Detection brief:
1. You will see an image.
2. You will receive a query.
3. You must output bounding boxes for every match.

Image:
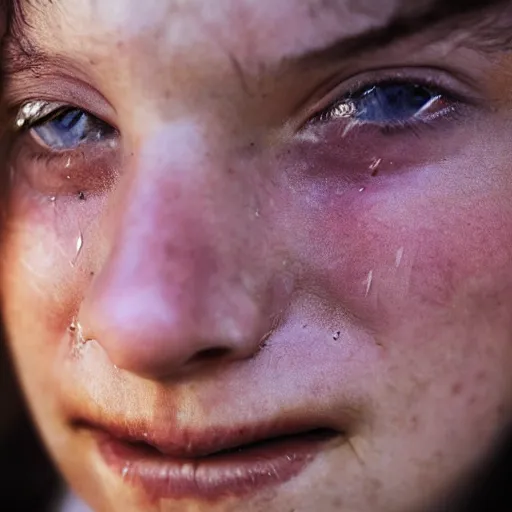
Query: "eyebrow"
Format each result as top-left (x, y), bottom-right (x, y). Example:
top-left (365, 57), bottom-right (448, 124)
top-left (4, 0), bottom-right (512, 79)
top-left (292, 0), bottom-right (512, 67)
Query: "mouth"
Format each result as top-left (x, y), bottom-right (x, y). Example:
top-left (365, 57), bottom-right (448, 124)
top-left (82, 420), bottom-right (342, 501)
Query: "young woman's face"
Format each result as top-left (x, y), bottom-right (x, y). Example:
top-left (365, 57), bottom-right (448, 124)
top-left (3, 1), bottom-right (512, 510)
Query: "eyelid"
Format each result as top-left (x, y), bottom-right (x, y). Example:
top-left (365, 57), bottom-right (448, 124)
top-left (5, 73), bottom-right (119, 132)
top-left (14, 100), bottom-right (69, 129)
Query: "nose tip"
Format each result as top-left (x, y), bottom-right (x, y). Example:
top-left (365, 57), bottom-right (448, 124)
top-left (79, 269), bottom-right (266, 379)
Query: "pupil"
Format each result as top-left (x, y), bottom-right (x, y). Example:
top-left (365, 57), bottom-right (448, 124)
top-left (55, 109), bottom-right (84, 130)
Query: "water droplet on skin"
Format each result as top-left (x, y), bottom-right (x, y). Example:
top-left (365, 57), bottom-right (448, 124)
top-left (255, 209), bottom-right (260, 218)
top-left (359, 187), bottom-right (365, 193)
top-left (68, 318), bottom-right (77, 333)
top-left (121, 464), bottom-right (130, 479)
top-left (49, 196), bottom-right (56, 203)
top-left (369, 157), bottom-right (382, 176)
top-left (76, 233), bottom-right (83, 254)
top-left (364, 270), bottom-right (373, 297)
top-left (65, 157), bottom-right (71, 168)
top-left (333, 331), bottom-right (341, 341)
top-left (395, 247), bottom-right (404, 269)
top-left (70, 232), bottom-right (84, 267)
top-left (66, 175), bottom-right (71, 180)
top-left (69, 319), bottom-right (87, 356)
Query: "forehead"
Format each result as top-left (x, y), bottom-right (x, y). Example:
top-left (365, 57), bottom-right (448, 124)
top-left (21, 0), bottom-right (432, 62)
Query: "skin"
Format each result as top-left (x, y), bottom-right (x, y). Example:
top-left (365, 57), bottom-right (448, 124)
top-left (2, 0), bottom-right (512, 510)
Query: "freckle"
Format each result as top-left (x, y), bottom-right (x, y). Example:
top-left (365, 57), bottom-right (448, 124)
top-left (476, 370), bottom-right (487, 382)
top-left (302, 324), bottom-right (308, 329)
top-left (332, 498), bottom-right (343, 508)
top-left (451, 382), bottom-right (463, 395)
top-left (90, 271), bottom-right (95, 276)
top-left (410, 415), bottom-right (419, 431)
top-left (164, 89), bottom-right (171, 99)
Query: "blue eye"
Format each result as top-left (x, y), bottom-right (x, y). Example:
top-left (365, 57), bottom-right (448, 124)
top-left (28, 107), bottom-right (115, 150)
top-left (353, 83), bottom-right (440, 123)
top-left (315, 82), bottom-right (449, 127)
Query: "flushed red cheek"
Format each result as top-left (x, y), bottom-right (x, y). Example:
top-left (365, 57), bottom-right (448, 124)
top-left (274, 151), bottom-right (512, 332)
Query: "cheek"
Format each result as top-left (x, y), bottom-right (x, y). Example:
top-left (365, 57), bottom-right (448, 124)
top-left (277, 152), bottom-right (512, 332)
top-left (1, 185), bottom-right (103, 337)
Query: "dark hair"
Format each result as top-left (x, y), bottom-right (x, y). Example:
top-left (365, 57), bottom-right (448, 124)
top-left (0, 341), bottom-right (60, 511)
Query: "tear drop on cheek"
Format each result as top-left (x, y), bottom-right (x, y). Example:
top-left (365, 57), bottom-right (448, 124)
top-left (121, 463), bottom-right (132, 480)
top-left (69, 318), bottom-right (88, 357)
top-left (395, 247), bottom-right (404, 269)
top-left (68, 318), bottom-right (77, 333)
top-left (363, 270), bottom-right (373, 297)
top-left (70, 232), bottom-right (84, 267)
top-left (369, 157), bottom-right (382, 176)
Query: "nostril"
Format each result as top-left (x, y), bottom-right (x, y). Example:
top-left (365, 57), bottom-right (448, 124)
top-left (189, 347), bottom-right (231, 364)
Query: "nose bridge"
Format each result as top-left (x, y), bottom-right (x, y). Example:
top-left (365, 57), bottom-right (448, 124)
top-left (79, 122), bottom-right (275, 378)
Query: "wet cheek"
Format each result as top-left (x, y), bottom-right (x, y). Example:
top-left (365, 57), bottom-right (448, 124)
top-left (1, 188), bottom-right (104, 334)
top-left (277, 161), bottom-right (512, 327)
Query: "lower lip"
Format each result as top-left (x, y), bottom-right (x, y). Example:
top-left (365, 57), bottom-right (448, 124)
top-left (96, 429), bottom-right (339, 501)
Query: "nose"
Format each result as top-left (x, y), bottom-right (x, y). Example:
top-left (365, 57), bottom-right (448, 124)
top-left (79, 124), bottom-right (281, 379)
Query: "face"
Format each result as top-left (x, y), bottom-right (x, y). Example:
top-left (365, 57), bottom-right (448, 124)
top-left (2, 0), bottom-right (512, 510)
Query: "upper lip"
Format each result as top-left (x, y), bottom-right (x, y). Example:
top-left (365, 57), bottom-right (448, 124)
top-left (75, 417), bottom-right (341, 458)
